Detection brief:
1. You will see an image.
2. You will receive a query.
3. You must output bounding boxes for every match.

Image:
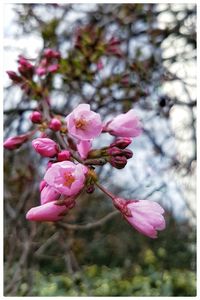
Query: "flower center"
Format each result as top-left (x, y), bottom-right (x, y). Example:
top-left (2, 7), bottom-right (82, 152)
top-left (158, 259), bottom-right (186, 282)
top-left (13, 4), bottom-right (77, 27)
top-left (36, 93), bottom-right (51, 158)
top-left (63, 172), bottom-right (75, 187)
top-left (75, 118), bottom-right (88, 129)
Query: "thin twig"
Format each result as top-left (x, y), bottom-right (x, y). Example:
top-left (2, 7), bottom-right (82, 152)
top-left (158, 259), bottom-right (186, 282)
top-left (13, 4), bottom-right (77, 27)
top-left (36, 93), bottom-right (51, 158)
top-left (58, 210), bottom-right (119, 231)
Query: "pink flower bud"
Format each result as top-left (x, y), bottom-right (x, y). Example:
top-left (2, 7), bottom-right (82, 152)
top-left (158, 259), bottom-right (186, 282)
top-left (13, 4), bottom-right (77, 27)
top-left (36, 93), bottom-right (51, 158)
top-left (57, 150), bottom-right (71, 161)
top-left (65, 104), bottom-right (103, 140)
top-left (121, 149), bottom-right (133, 159)
top-left (30, 111), bottom-right (43, 123)
top-left (26, 200), bottom-right (72, 222)
top-left (110, 137), bottom-right (132, 149)
top-left (36, 67), bottom-right (46, 76)
top-left (7, 71), bottom-right (22, 83)
top-left (109, 155), bottom-right (127, 169)
top-left (4, 133), bottom-right (30, 150)
top-left (105, 109), bottom-right (142, 138)
top-left (44, 48), bottom-right (61, 59)
top-left (40, 184), bottom-right (60, 205)
top-left (86, 184), bottom-right (95, 194)
top-left (49, 118), bottom-right (62, 131)
top-left (107, 146), bottom-right (122, 156)
top-left (113, 198), bottom-right (166, 238)
top-left (47, 64), bottom-right (59, 73)
top-left (18, 56), bottom-right (34, 77)
top-left (44, 161), bottom-right (88, 196)
top-left (32, 138), bottom-right (59, 157)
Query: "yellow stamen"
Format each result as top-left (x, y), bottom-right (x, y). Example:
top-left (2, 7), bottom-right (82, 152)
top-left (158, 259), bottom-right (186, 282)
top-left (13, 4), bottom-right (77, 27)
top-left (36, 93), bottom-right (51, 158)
top-left (75, 118), bottom-right (87, 129)
top-left (63, 173), bottom-right (75, 187)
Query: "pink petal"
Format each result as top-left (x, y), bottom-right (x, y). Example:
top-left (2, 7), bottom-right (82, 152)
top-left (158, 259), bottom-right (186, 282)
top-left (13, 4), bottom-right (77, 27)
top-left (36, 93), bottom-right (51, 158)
top-left (40, 185), bottom-right (60, 205)
top-left (26, 201), bottom-right (68, 222)
top-left (77, 140), bottom-right (92, 159)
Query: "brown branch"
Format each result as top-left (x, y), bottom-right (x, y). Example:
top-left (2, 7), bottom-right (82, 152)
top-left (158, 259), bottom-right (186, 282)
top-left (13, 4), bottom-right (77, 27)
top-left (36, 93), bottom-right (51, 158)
top-left (58, 210), bottom-right (119, 231)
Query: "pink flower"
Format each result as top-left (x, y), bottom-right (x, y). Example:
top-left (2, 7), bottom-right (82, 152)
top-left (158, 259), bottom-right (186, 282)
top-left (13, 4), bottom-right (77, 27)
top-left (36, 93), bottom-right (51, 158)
top-left (77, 140), bottom-right (92, 159)
top-left (105, 109), bottom-right (142, 137)
top-left (49, 118), bottom-right (62, 131)
top-left (113, 198), bottom-right (165, 238)
top-left (32, 138), bottom-right (59, 157)
top-left (40, 184), bottom-right (60, 205)
top-left (26, 200), bottom-right (74, 222)
top-left (4, 133), bottom-right (31, 150)
top-left (65, 104), bottom-right (103, 140)
top-left (44, 161), bottom-right (88, 196)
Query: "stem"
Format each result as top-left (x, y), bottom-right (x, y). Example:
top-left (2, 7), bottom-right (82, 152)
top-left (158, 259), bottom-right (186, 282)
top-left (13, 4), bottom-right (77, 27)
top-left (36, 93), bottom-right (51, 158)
top-left (41, 98), bottom-right (84, 164)
top-left (95, 182), bottom-right (115, 200)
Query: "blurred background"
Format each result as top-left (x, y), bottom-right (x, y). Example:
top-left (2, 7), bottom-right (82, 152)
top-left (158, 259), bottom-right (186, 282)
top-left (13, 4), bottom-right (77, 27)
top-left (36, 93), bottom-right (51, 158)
top-left (4, 3), bottom-right (196, 296)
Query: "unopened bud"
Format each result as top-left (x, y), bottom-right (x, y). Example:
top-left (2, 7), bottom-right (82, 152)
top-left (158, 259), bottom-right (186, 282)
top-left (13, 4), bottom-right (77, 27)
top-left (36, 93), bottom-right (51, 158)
top-left (109, 156), bottom-right (127, 169)
top-left (44, 49), bottom-right (61, 59)
top-left (86, 185), bottom-right (95, 194)
top-left (18, 56), bottom-right (34, 77)
top-left (32, 138), bottom-right (59, 157)
top-left (49, 118), bottom-right (62, 131)
top-left (4, 133), bottom-right (31, 150)
top-left (30, 111), bottom-right (43, 124)
top-left (47, 64), bottom-right (59, 73)
top-left (57, 150), bottom-right (71, 161)
top-left (122, 149), bottom-right (133, 159)
top-left (7, 71), bottom-right (22, 83)
top-left (107, 146), bottom-right (122, 156)
top-left (110, 137), bottom-right (132, 149)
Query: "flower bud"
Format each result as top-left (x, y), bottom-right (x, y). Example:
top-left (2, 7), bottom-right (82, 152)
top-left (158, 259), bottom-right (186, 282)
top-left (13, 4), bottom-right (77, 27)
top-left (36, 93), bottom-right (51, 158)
top-left (107, 146), bottom-right (122, 156)
top-left (18, 56), bottom-right (34, 77)
top-left (109, 156), bottom-right (127, 169)
top-left (49, 118), bottom-right (62, 131)
top-left (57, 150), bottom-right (71, 161)
top-left (6, 71), bottom-right (22, 83)
top-left (110, 137), bottom-right (132, 149)
top-left (30, 111), bottom-right (43, 124)
top-left (105, 109), bottom-right (142, 138)
top-left (26, 201), bottom-right (70, 222)
top-left (4, 133), bottom-right (30, 150)
top-left (112, 198), bottom-right (166, 239)
top-left (122, 149), bottom-right (133, 159)
top-left (47, 64), bottom-right (59, 73)
top-left (86, 184), bottom-right (95, 194)
top-left (32, 138), bottom-right (59, 157)
top-left (44, 48), bottom-right (61, 59)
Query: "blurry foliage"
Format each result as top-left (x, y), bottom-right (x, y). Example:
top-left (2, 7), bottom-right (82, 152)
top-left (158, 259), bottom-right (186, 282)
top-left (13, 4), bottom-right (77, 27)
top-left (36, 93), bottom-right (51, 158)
top-left (4, 3), bottom-right (196, 296)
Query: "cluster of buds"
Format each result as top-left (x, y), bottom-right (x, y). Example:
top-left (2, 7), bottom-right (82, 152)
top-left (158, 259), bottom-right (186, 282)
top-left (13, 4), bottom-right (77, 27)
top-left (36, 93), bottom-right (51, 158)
top-left (6, 49), bottom-right (61, 98)
top-left (4, 99), bottom-right (166, 238)
top-left (36, 48), bottom-right (60, 76)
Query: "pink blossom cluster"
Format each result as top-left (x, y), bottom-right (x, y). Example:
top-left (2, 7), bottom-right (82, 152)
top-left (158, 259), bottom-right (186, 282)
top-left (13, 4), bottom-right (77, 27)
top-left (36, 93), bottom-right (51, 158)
top-left (4, 99), bottom-right (166, 238)
top-left (6, 49), bottom-right (60, 94)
